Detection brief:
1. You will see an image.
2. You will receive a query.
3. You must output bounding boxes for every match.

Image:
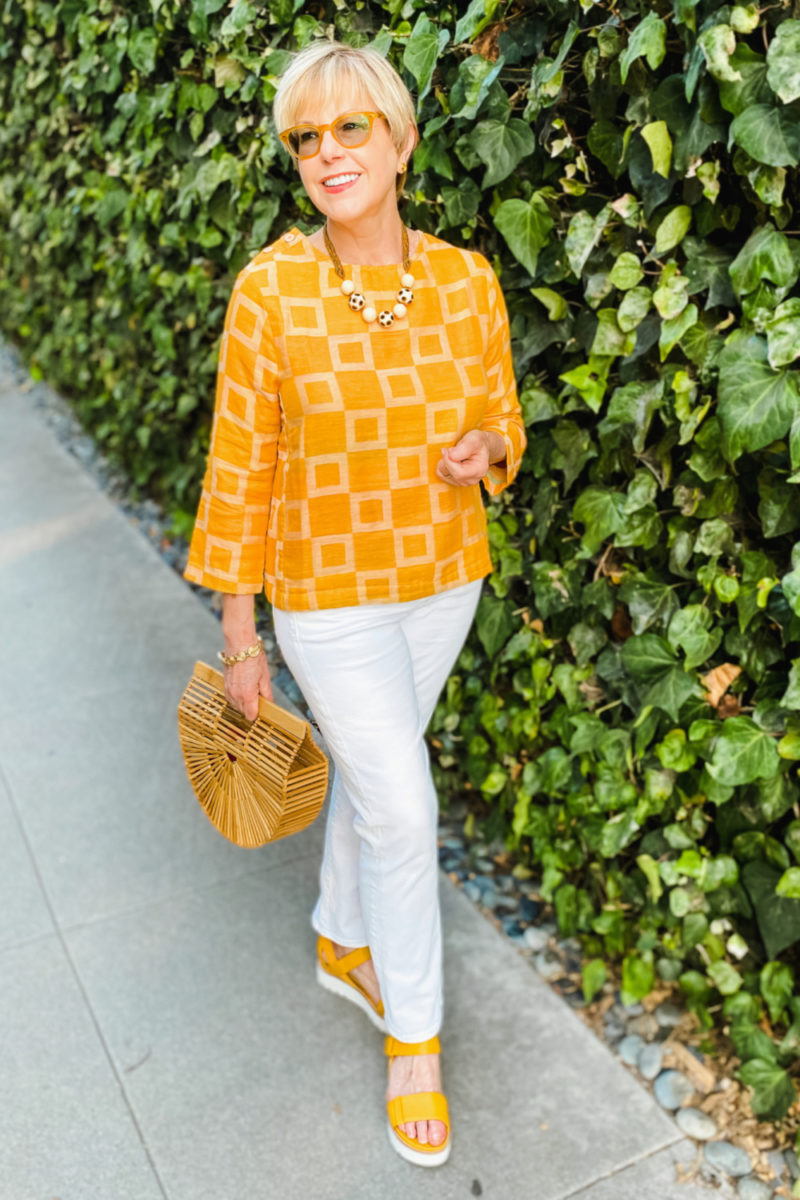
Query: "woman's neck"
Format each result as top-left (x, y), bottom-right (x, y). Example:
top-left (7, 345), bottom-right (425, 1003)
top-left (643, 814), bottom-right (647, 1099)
top-left (323, 211), bottom-right (407, 266)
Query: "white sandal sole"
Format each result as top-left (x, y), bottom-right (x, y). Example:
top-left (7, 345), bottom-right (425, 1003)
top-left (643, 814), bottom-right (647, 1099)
top-left (386, 1120), bottom-right (451, 1167)
top-left (315, 962), bottom-right (388, 1033)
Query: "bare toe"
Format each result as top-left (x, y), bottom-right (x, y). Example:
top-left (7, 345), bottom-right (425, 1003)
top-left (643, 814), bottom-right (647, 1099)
top-left (428, 1119), bottom-right (446, 1146)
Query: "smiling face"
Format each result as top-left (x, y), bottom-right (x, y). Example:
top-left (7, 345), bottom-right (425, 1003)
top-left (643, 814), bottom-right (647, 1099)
top-left (293, 91), bottom-right (414, 230)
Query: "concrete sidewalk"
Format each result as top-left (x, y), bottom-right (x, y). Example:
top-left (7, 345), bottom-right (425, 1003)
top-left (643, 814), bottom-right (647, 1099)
top-left (0, 350), bottom-right (732, 1199)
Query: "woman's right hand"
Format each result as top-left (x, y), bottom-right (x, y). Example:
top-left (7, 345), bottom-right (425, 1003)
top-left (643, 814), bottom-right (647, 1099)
top-left (223, 653), bottom-right (274, 721)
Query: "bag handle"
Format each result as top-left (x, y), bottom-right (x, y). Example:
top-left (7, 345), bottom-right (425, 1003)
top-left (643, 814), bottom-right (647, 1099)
top-left (192, 660), bottom-right (309, 740)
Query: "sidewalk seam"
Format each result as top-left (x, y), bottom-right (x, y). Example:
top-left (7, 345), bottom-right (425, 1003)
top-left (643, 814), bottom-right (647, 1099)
top-left (554, 1132), bottom-right (691, 1200)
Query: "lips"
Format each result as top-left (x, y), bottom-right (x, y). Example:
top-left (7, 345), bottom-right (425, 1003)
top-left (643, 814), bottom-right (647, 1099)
top-left (322, 173), bottom-right (360, 192)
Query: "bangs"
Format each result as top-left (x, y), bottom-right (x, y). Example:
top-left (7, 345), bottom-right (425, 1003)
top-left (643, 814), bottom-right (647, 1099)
top-left (282, 59), bottom-right (372, 127)
top-left (273, 41), bottom-right (417, 156)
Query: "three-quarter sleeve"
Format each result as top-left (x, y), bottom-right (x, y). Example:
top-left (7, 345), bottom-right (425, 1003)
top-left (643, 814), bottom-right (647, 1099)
top-left (479, 267), bottom-right (526, 497)
top-left (183, 267), bottom-right (281, 594)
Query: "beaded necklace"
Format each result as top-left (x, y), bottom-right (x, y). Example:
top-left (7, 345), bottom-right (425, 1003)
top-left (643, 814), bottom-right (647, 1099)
top-left (323, 223), bottom-right (415, 328)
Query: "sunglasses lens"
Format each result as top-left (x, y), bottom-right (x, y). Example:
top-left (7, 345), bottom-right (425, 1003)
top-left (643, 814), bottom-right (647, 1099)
top-left (334, 113), bottom-right (372, 146)
top-left (289, 126), bottom-right (320, 158)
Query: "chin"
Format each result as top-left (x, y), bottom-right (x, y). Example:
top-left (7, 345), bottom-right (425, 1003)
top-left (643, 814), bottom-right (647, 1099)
top-left (315, 194), bottom-right (367, 223)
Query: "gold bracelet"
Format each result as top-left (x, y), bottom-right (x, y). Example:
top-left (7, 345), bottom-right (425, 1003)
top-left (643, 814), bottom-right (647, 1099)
top-left (217, 636), bottom-right (264, 668)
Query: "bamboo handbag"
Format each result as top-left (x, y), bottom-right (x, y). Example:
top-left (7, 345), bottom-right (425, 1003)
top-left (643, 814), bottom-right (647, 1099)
top-left (177, 660), bottom-right (328, 847)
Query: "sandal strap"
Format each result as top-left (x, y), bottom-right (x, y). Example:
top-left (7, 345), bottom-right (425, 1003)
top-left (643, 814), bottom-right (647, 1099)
top-left (384, 1035), bottom-right (441, 1057)
top-left (387, 1090), bottom-right (449, 1128)
top-left (318, 937), bottom-right (371, 978)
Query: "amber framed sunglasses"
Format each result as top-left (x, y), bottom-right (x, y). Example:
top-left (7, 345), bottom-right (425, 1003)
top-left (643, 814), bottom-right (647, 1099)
top-left (278, 111), bottom-right (387, 159)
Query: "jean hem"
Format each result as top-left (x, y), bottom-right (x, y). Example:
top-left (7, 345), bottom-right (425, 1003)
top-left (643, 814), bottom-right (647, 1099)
top-left (385, 1016), bottom-right (443, 1044)
top-left (311, 914), bottom-right (370, 949)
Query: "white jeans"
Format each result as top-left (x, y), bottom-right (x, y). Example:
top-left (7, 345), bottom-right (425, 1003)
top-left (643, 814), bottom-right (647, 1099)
top-left (273, 579), bottom-right (482, 1041)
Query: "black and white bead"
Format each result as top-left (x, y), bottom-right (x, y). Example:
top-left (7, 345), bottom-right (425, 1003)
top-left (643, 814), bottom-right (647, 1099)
top-left (337, 266), bottom-right (415, 328)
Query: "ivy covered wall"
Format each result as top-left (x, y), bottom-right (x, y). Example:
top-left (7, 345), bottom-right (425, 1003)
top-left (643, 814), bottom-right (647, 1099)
top-left (2, 0), bottom-right (800, 1122)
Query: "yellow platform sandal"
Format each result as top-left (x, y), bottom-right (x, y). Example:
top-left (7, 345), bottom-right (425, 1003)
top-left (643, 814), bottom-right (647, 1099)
top-left (316, 936), bottom-right (387, 1033)
top-left (384, 1035), bottom-right (451, 1167)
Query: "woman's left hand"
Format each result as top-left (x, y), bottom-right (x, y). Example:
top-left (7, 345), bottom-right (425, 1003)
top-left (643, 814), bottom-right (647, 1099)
top-left (436, 429), bottom-right (503, 487)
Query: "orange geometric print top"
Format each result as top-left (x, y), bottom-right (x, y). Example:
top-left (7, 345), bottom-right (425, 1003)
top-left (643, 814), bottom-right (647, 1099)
top-left (184, 226), bottom-right (526, 611)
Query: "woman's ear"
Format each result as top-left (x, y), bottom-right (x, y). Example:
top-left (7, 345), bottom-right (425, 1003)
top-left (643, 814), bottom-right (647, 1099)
top-left (406, 122), bottom-right (419, 162)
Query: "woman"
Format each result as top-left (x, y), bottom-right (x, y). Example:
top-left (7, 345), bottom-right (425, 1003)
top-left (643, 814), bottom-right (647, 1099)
top-left (184, 39), bottom-right (525, 1167)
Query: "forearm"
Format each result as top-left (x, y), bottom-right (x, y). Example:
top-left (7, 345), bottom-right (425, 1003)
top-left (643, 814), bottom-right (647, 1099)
top-left (222, 593), bottom-right (258, 652)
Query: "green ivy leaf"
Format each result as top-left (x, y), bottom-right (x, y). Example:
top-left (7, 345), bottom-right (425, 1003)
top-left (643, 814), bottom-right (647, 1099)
top-left (220, 1), bottom-right (258, 36)
top-left (670, 886), bottom-right (693, 917)
top-left (587, 119), bottom-right (626, 178)
top-left (494, 194), bottom-right (554, 276)
top-left (564, 206), bottom-right (611, 277)
top-left (667, 604), bottom-right (723, 670)
top-left (213, 55), bottom-right (246, 88)
top-left (617, 286), bottom-right (653, 331)
top-left (718, 45), bottom-right (772, 115)
top-left (637, 853), bottom-right (664, 901)
top-left (647, 669), bottom-right (699, 721)
top-left (530, 287), bottom-right (568, 321)
top-left (656, 728), bottom-right (697, 772)
top-left (717, 335), bottom-right (798, 463)
top-left (573, 486), bottom-right (626, 551)
top-left (470, 118), bottom-right (535, 186)
top-left (599, 379), bottom-right (663, 453)
top-left (441, 177), bottom-right (481, 227)
top-left (660, 303), bottom-right (699, 361)
top-left (558, 357), bottom-right (611, 413)
top-left (653, 272), bottom-right (689, 319)
top-left (475, 593), bottom-right (514, 658)
top-left (591, 309), bottom-right (636, 357)
top-left (730, 1021), bottom-right (778, 1064)
top-left (776, 867), bottom-right (800, 899)
top-left (608, 252), bottom-right (644, 291)
top-left (766, 298), bottom-right (800, 368)
top-left (620, 575), bottom-right (679, 634)
top-left (707, 717), bottom-right (781, 786)
top-left (729, 223), bottom-right (799, 296)
top-left (621, 952), bottom-right (655, 1002)
top-left (601, 810), bottom-right (641, 857)
top-left (450, 52), bottom-right (503, 119)
top-left (520, 382), bottom-right (560, 423)
top-left (551, 420), bottom-right (596, 492)
top-left (454, 0), bottom-right (501, 44)
top-left (621, 633), bottom-right (678, 681)
top-left (402, 15), bottom-right (450, 104)
top-left (760, 961), bottom-right (795, 1022)
top-left (654, 205), bottom-right (692, 254)
top-left (619, 13), bottom-right (666, 84)
top-left (736, 1058), bottom-right (797, 1121)
top-left (581, 958), bottom-right (607, 1004)
top-left (708, 960), bottom-right (743, 994)
top-left (640, 121), bottom-right (672, 177)
top-left (787, 821), bottom-right (800, 865)
top-left (730, 104), bottom-right (800, 168)
top-left (766, 19), bottom-right (800, 104)
top-left (128, 28), bottom-right (159, 74)
top-left (731, 5), bottom-right (760, 35)
top-left (698, 24), bottom-right (741, 82)
top-left (683, 237), bottom-right (736, 309)
top-left (742, 860), bottom-right (800, 958)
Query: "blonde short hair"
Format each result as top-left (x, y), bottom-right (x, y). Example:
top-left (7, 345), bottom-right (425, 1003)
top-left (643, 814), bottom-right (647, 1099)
top-left (272, 40), bottom-right (418, 157)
